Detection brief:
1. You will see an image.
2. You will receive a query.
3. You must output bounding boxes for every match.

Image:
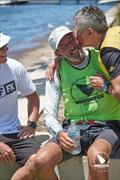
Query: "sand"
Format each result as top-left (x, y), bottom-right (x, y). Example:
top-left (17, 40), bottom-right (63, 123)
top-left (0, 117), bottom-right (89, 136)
top-left (10, 38), bottom-right (54, 69)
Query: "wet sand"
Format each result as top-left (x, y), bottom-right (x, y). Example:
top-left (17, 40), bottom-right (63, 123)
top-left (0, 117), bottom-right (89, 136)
top-left (9, 38), bottom-right (54, 69)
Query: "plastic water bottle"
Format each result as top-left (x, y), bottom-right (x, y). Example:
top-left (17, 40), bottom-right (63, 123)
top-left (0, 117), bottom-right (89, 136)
top-left (68, 120), bottom-right (81, 155)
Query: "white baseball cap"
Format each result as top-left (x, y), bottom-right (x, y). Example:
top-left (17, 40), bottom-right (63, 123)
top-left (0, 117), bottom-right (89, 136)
top-left (48, 26), bottom-right (72, 50)
top-left (0, 32), bottom-right (11, 48)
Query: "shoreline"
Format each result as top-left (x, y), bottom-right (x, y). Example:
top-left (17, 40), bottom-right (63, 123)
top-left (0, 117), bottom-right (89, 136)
top-left (8, 4), bottom-right (119, 70)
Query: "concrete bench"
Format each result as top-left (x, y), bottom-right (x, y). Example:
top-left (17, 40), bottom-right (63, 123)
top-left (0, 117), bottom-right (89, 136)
top-left (58, 156), bottom-right (120, 180)
top-left (1, 132), bottom-right (120, 180)
top-left (58, 139), bottom-right (120, 180)
top-left (1, 156), bottom-right (119, 180)
top-left (0, 132), bottom-right (51, 180)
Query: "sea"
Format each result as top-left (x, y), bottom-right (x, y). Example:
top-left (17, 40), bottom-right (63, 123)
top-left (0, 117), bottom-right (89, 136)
top-left (0, 1), bottom-right (117, 55)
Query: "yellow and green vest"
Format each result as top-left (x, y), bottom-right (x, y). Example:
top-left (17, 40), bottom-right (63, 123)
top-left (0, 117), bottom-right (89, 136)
top-left (59, 48), bottom-right (120, 123)
top-left (98, 26), bottom-right (120, 80)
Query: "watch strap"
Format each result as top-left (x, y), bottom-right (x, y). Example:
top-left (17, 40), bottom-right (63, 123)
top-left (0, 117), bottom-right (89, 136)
top-left (102, 81), bottom-right (111, 94)
top-left (27, 120), bottom-right (37, 129)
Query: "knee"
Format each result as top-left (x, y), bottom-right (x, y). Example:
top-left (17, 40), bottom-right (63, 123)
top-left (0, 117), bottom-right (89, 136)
top-left (87, 146), bottom-right (95, 169)
top-left (87, 145), bottom-right (109, 172)
top-left (34, 142), bottom-right (62, 172)
top-left (34, 152), bottom-right (50, 170)
top-left (25, 154), bottom-right (36, 171)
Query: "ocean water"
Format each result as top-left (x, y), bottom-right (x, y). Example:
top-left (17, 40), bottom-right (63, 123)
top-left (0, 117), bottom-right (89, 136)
top-left (0, 2), bottom-right (115, 54)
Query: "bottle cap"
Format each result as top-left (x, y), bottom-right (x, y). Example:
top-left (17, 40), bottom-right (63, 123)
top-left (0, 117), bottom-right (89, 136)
top-left (71, 119), bottom-right (75, 124)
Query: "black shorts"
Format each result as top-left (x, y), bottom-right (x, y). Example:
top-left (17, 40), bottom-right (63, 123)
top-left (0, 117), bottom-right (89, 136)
top-left (50, 121), bottom-right (120, 162)
top-left (96, 128), bottom-right (120, 154)
top-left (96, 121), bottom-right (120, 158)
top-left (0, 133), bottom-right (40, 166)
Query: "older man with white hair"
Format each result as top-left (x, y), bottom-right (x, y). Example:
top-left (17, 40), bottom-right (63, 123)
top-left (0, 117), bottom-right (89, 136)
top-left (0, 32), bottom-right (40, 180)
top-left (34, 26), bottom-right (120, 180)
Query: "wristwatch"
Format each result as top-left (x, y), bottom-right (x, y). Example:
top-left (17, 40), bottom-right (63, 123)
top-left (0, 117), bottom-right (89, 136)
top-left (27, 120), bottom-right (37, 129)
top-left (102, 81), bottom-right (111, 94)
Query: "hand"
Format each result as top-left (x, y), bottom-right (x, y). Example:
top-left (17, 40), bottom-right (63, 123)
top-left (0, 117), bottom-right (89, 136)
top-left (45, 63), bottom-right (55, 81)
top-left (0, 142), bottom-right (16, 164)
top-left (89, 74), bottom-right (105, 91)
top-left (17, 125), bottom-right (35, 139)
top-left (45, 56), bottom-right (61, 81)
top-left (57, 131), bottom-right (76, 153)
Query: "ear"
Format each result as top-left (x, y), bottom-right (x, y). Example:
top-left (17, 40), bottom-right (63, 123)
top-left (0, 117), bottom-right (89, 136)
top-left (88, 28), bottom-right (93, 35)
top-left (55, 49), bottom-right (59, 56)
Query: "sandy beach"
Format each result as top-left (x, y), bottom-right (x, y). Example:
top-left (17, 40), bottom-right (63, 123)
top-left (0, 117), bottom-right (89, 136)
top-left (10, 38), bottom-right (54, 69)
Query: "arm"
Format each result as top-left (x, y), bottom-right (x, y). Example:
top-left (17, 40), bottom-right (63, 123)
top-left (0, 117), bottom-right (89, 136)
top-left (18, 91), bottom-right (40, 139)
top-left (27, 91), bottom-right (40, 123)
top-left (110, 75), bottom-right (120, 100)
top-left (101, 48), bottom-right (120, 99)
top-left (44, 74), bottom-right (76, 153)
top-left (45, 56), bottom-right (61, 81)
top-left (17, 64), bottom-right (40, 138)
top-left (44, 73), bottom-right (63, 135)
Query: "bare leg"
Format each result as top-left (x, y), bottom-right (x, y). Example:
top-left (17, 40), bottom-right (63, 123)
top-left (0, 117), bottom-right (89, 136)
top-left (11, 154), bottom-right (36, 180)
top-left (34, 142), bottom-right (63, 180)
top-left (87, 139), bottom-right (112, 180)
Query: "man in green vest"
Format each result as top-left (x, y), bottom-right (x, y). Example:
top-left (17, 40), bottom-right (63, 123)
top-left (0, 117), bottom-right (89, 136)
top-left (34, 26), bottom-right (120, 180)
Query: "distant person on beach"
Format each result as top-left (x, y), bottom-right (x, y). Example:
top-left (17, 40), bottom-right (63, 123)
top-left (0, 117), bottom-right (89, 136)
top-left (34, 26), bottom-right (120, 180)
top-left (46, 5), bottom-right (120, 101)
top-left (0, 32), bottom-right (40, 180)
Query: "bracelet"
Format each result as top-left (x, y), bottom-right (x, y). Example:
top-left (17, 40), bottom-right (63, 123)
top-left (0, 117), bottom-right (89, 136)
top-left (27, 120), bottom-right (37, 129)
top-left (102, 81), bottom-right (111, 94)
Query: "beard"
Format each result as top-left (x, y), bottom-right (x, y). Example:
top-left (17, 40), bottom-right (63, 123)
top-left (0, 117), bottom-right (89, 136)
top-left (66, 57), bottom-right (80, 62)
top-left (64, 52), bottom-right (84, 62)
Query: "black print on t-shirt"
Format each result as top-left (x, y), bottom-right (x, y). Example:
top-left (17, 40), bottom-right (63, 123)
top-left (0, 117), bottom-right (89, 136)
top-left (0, 80), bottom-right (16, 98)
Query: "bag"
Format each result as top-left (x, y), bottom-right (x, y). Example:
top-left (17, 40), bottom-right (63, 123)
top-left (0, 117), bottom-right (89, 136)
top-left (80, 124), bottom-right (106, 155)
top-left (62, 119), bottom-right (106, 155)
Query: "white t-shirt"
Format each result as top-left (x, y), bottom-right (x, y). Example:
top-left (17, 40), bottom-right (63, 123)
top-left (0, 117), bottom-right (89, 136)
top-left (0, 58), bottom-right (36, 134)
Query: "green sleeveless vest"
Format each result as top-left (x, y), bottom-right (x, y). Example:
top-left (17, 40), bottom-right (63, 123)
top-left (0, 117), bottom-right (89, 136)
top-left (59, 48), bottom-right (120, 123)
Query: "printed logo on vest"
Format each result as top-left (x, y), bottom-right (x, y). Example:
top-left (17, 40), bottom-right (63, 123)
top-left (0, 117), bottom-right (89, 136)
top-left (0, 80), bottom-right (16, 98)
top-left (76, 83), bottom-right (94, 96)
top-left (71, 77), bottom-right (104, 105)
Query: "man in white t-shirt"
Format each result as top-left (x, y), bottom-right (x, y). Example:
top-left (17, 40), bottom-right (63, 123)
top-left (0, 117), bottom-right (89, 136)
top-left (0, 33), bottom-right (40, 180)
